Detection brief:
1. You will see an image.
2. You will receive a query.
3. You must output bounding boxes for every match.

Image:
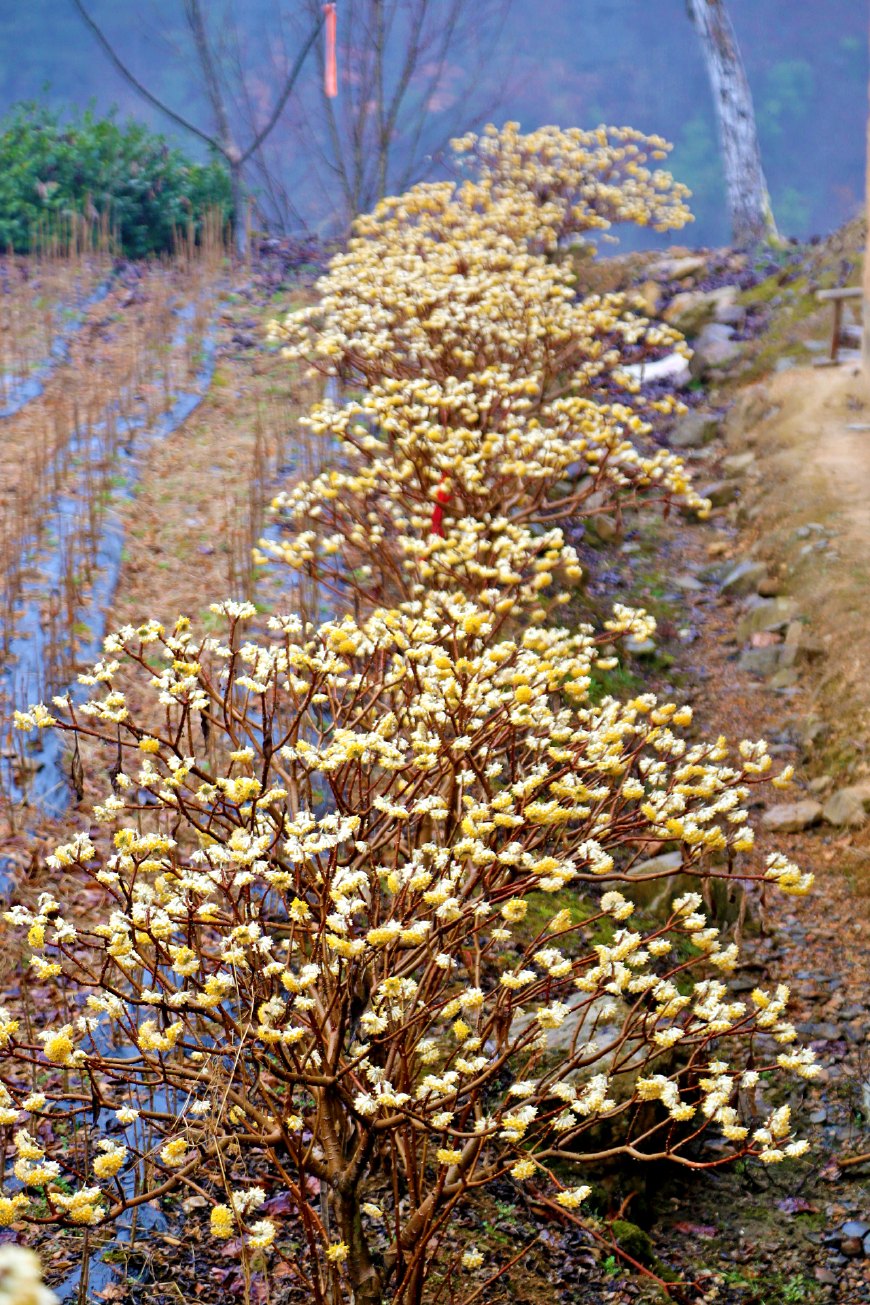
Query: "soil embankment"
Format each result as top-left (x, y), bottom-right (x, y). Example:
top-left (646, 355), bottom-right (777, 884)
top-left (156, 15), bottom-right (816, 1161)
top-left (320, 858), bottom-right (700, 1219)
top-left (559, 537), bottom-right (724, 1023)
top-left (649, 306), bottom-right (870, 1302)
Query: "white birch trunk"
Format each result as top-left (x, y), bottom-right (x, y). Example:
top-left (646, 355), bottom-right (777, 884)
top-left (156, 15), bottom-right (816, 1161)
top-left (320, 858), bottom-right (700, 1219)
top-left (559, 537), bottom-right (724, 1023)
top-left (863, 12), bottom-right (870, 373)
top-left (230, 161), bottom-right (248, 260)
top-left (686, 0), bottom-right (777, 247)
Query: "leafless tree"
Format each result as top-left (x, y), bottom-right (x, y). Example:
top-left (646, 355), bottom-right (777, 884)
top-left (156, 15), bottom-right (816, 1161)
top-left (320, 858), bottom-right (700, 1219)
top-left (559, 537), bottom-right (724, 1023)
top-left (290, 0), bottom-right (513, 227)
top-left (686, 0), bottom-right (777, 246)
top-left (70, 0), bottom-right (324, 253)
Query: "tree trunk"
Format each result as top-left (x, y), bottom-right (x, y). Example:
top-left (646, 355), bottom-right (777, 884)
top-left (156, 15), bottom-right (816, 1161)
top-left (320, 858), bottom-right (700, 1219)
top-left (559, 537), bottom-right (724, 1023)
top-left (230, 160), bottom-right (248, 259)
top-left (686, 0), bottom-right (777, 247)
top-left (863, 12), bottom-right (870, 374)
top-left (337, 1191), bottom-right (383, 1304)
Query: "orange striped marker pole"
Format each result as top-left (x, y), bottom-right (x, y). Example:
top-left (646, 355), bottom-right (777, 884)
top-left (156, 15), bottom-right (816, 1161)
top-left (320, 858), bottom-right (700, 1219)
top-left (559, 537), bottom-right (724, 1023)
top-left (323, 4), bottom-right (338, 98)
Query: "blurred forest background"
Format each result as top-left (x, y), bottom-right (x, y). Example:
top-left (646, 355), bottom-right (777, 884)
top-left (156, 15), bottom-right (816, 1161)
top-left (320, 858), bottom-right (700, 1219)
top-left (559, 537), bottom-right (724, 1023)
top-left (0, 1), bottom-right (866, 246)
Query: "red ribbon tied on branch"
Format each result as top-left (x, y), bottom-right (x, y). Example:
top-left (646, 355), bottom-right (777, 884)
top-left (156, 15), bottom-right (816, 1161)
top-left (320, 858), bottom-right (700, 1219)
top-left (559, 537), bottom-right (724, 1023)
top-left (323, 4), bottom-right (338, 98)
top-left (430, 477), bottom-right (452, 538)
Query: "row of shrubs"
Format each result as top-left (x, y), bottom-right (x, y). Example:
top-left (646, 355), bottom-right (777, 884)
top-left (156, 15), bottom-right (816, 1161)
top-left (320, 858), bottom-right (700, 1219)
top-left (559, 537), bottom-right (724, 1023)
top-left (5, 124), bottom-right (815, 1303)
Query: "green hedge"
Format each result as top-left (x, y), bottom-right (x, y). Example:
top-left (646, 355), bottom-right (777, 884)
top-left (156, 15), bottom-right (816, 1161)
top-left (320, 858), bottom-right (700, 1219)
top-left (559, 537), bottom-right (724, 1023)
top-left (0, 103), bottom-right (233, 257)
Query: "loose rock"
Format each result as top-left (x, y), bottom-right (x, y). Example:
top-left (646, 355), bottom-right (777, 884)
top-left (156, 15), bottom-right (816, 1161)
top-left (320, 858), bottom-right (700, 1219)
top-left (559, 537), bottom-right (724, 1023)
top-left (589, 515), bottom-right (618, 544)
top-left (767, 666), bottom-right (799, 689)
top-left (651, 254), bottom-right (707, 282)
top-left (736, 598), bottom-right (798, 643)
top-left (690, 322), bottom-right (743, 376)
top-left (669, 410), bottom-right (720, 449)
top-left (663, 285), bottom-right (738, 335)
top-left (672, 573), bottom-right (706, 591)
top-left (625, 851), bottom-right (684, 912)
top-left (738, 645), bottom-right (784, 677)
top-left (756, 576), bottom-right (783, 597)
top-left (701, 479), bottom-right (740, 508)
top-left (715, 302), bottom-right (747, 329)
top-left (722, 451), bottom-right (757, 477)
top-left (805, 1022), bottom-right (843, 1041)
top-left (620, 351), bottom-right (691, 388)
top-left (784, 620), bottom-right (826, 661)
top-left (761, 799), bottom-right (823, 833)
top-left (721, 559), bottom-right (768, 596)
top-left (822, 785), bottom-right (870, 828)
top-left (663, 290), bottom-right (718, 335)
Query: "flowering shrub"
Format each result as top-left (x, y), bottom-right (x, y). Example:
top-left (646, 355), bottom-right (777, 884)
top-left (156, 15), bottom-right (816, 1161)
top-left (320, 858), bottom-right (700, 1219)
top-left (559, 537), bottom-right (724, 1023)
top-left (0, 123), bottom-right (815, 1305)
top-left (258, 381), bottom-right (707, 609)
top-left (451, 122), bottom-right (693, 248)
top-left (262, 130), bottom-right (698, 702)
top-left (265, 125), bottom-right (702, 619)
top-left (263, 510), bottom-right (587, 623)
top-left (270, 199), bottom-right (687, 394)
top-left (270, 124), bottom-right (690, 389)
top-left (0, 1244), bottom-right (55, 1304)
top-left (6, 599), bottom-right (813, 1302)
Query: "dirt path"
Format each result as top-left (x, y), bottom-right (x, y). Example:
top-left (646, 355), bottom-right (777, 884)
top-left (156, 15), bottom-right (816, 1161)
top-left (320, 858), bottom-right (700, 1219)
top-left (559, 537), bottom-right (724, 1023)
top-left (641, 357), bottom-right (870, 1303)
top-left (658, 555), bottom-right (870, 1305)
top-left (727, 362), bottom-right (870, 765)
top-left (714, 357), bottom-right (870, 923)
